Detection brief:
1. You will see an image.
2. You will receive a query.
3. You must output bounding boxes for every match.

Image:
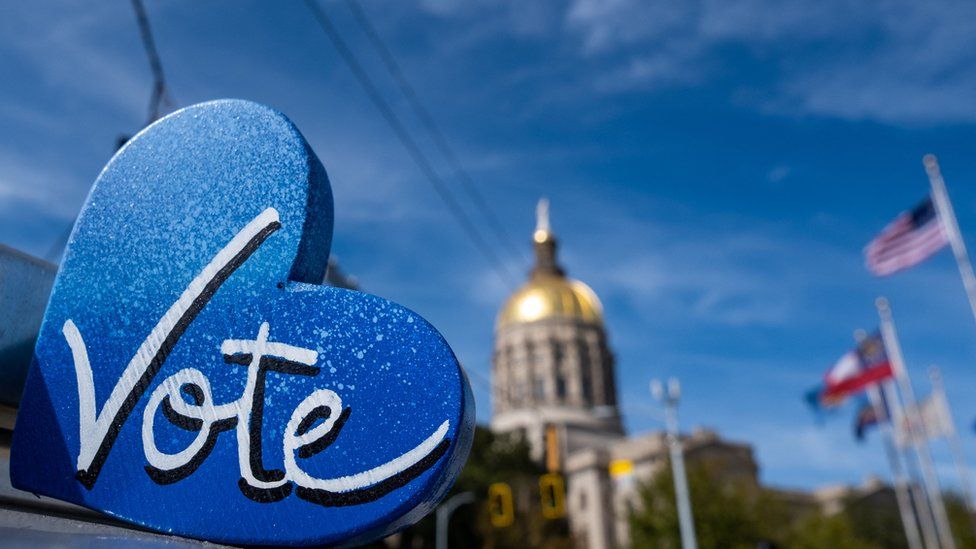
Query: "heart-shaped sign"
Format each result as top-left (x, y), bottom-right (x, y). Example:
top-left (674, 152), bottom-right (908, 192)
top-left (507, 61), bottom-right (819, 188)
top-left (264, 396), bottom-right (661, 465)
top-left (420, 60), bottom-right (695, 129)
top-left (10, 100), bottom-right (474, 546)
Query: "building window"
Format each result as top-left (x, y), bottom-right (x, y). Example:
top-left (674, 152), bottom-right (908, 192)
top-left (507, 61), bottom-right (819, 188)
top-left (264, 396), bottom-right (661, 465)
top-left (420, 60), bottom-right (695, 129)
top-left (578, 338), bottom-right (592, 403)
top-left (604, 371), bottom-right (616, 405)
top-left (514, 342), bottom-right (526, 369)
top-left (514, 382), bottom-right (526, 405)
top-left (552, 340), bottom-right (567, 401)
top-left (525, 340), bottom-right (537, 365)
top-left (556, 375), bottom-right (567, 400)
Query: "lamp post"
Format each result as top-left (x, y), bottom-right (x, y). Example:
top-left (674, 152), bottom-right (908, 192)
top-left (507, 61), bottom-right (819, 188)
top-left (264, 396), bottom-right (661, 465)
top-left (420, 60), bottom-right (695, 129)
top-left (652, 377), bottom-right (697, 549)
top-left (436, 491), bottom-right (476, 549)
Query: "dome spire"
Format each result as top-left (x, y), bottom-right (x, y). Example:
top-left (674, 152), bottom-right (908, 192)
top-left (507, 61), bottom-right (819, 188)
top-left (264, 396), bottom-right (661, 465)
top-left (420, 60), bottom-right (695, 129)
top-left (535, 198), bottom-right (551, 240)
top-left (532, 197), bottom-right (564, 277)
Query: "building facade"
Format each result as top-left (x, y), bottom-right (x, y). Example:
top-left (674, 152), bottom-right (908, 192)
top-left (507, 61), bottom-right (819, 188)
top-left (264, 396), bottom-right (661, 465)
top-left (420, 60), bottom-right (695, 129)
top-left (490, 200), bottom-right (758, 548)
top-left (564, 428), bottom-right (759, 548)
top-left (491, 199), bottom-right (623, 464)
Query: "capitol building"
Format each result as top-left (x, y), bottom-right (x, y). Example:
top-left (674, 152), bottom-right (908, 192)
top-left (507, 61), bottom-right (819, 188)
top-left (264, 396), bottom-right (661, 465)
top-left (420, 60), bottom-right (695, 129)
top-left (490, 201), bottom-right (759, 549)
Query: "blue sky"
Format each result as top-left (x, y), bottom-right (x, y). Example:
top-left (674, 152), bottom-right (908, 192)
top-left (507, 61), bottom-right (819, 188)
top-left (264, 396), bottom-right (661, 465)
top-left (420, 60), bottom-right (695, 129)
top-left (3, 0), bottom-right (976, 491)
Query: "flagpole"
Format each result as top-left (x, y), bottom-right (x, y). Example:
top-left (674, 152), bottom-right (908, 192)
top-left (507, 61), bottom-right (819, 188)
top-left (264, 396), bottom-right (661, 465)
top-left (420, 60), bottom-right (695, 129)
top-left (925, 154), bottom-right (976, 330)
top-left (929, 366), bottom-right (976, 513)
top-left (883, 380), bottom-right (941, 549)
top-left (866, 382), bottom-right (925, 549)
top-left (878, 297), bottom-right (957, 549)
top-left (855, 328), bottom-right (927, 549)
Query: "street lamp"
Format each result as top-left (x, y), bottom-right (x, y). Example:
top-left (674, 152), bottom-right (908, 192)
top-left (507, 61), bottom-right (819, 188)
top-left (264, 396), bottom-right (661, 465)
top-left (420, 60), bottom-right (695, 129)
top-left (651, 377), bottom-right (697, 549)
top-left (436, 491), bottom-right (476, 549)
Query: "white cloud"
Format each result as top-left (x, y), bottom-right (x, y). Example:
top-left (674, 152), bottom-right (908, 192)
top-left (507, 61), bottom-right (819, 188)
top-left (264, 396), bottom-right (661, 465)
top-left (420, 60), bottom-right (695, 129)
top-left (566, 0), bottom-right (693, 56)
top-left (766, 165), bottom-right (791, 184)
top-left (581, 214), bottom-right (857, 328)
top-left (755, 422), bottom-right (875, 481)
top-left (0, 3), bottom-right (150, 119)
top-left (562, 0), bottom-right (976, 124)
top-left (359, 0), bottom-right (976, 124)
top-left (0, 150), bottom-right (83, 220)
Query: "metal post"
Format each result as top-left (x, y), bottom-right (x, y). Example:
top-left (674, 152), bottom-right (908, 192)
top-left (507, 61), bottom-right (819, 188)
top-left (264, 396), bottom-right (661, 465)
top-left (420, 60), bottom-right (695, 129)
top-left (855, 329), bottom-right (925, 549)
top-left (867, 383), bottom-right (924, 549)
top-left (436, 492), bottom-right (476, 549)
top-left (926, 154), bottom-right (976, 333)
top-left (884, 380), bottom-right (941, 549)
top-left (652, 378), bottom-right (697, 549)
top-left (878, 298), bottom-right (956, 549)
top-left (929, 367), bottom-right (976, 514)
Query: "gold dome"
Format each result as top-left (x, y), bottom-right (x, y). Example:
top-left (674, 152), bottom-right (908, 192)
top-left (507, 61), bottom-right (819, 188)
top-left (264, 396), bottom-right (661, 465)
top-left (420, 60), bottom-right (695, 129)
top-left (497, 274), bottom-right (603, 329)
top-left (497, 198), bottom-right (604, 330)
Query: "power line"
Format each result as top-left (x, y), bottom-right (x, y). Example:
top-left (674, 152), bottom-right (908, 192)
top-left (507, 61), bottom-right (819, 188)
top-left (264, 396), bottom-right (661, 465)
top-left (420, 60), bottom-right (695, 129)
top-left (343, 0), bottom-right (528, 265)
top-left (463, 364), bottom-right (497, 397)
top-left (302, 0), bottom-right (519, 288)
top-left (131, 0), bottom-right (172, 125)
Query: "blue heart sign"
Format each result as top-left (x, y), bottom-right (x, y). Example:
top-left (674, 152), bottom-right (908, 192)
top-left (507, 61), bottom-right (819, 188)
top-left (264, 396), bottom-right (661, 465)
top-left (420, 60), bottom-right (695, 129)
top-left (10, 100), bottom-right (474, 546)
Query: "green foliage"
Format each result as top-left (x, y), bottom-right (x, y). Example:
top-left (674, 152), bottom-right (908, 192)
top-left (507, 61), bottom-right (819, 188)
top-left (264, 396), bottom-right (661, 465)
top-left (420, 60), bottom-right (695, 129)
top-left (784, 511), bottom-right (878, 549)
top-left (627, 462), bottom-right (976, 549)
top-left (946, 493), bottom-right (976, 549)
top-left (841, 490), bottom-right (907, 548)
top-left (629, 462), bottom-right (766, 549)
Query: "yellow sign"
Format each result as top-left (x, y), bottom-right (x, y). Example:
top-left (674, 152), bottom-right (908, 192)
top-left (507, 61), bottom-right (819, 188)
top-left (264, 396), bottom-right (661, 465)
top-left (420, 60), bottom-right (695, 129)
top-left (539, 473), bottom-right (566, 520)
top-left (488, 482), bottom-right (514, 528)
top-left (545, 424), bottom-right (560, 473)
top-left (609, 458), bottom-right (634, 479)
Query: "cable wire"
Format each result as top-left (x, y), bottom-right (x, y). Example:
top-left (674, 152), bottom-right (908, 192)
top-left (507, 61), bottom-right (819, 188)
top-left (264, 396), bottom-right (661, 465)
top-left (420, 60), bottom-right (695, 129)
top-left (344, 0), bottom-right (528, 265)
top-left (131, 0), bottom-right (171, 125)
top-left (303, 0), bottom-right (518, 287)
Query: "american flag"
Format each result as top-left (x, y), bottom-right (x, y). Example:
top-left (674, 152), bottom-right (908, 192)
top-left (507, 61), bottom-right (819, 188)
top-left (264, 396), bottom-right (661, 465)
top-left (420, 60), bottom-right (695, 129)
top-left (865, 197), bottom-right (948, 276)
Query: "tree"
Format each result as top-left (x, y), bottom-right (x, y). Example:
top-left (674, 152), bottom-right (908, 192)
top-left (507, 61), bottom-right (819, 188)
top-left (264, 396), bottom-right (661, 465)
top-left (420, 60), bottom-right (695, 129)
top-left (946, 493), bottom-right (976, 549)
top-left (842, 489), bottom-right (907, 548)
top-left (784, 511), bottom-right (878, 549)
top-left (626, 460), bottom-right (927, 549)
top-left (629, 461), bottom-right (768, 548)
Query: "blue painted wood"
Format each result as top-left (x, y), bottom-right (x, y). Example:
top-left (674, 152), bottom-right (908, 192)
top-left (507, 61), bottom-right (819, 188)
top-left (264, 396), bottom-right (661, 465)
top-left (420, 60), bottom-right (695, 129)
top-left (0, 245), bottom-right (56, 406)
top-left (10, 99), bottom-right (474, 546)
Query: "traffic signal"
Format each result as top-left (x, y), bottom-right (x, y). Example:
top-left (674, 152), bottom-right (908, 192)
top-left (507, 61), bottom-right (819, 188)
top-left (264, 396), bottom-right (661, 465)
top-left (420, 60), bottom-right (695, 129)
top-left (488, 482), bottom-right (514, 528)
top-left (539, 473), bottom-right (565, 520)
